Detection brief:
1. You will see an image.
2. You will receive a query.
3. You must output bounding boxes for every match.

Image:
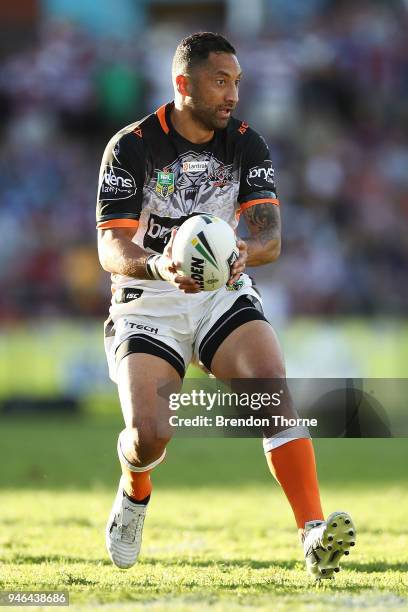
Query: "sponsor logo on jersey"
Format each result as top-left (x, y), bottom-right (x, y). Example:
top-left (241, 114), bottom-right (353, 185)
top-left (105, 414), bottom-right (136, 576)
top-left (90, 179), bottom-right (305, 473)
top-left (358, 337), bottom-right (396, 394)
top-left (123, 319), bottom-right (158, 334)
top-left (100, 165), bottom-right (136, 201)
top-left (146, 215), bottom-right (182, 243)
top-left (156, 171), bottom-right (175, 197)
top-left (144, 213), bottom-right (190, 252)
top-left (182, 160), bottom-right (209, 173)
top-left (238, 121), bottom-right (249, 134)
top-left (246, 161), bottom-right (276, 190)
top-left (126, 292), bottom-right (142, 300)
top-left (114, 288), bottom-right (144, 304)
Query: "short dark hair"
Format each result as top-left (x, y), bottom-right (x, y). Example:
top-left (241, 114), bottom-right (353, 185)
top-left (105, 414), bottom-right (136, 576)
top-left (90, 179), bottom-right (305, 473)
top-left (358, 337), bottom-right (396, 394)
top-left (172, 32), bottom-right (236, 79)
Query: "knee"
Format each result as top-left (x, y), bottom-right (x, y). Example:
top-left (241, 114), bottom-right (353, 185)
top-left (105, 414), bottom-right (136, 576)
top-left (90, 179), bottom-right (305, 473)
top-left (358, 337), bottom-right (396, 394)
top-left (122, 426), bottom-right (171, 466)
top-left (248, 360), bottom-right (286, 379)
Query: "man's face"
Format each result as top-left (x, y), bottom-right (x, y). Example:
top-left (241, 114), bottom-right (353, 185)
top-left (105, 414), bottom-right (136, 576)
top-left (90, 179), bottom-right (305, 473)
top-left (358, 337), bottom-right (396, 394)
top-left (187, 52), bottom-right (242, 130)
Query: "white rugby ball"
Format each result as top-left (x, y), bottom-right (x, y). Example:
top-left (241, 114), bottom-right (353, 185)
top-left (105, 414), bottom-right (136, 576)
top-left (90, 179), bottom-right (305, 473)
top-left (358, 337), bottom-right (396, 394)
top-left (172, 214), bottom-right (239, 291)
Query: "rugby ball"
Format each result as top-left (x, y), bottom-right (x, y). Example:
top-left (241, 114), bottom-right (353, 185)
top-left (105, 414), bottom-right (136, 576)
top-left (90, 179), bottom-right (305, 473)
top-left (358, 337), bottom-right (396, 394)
top-left (172, 214), bottom-right (239, 291)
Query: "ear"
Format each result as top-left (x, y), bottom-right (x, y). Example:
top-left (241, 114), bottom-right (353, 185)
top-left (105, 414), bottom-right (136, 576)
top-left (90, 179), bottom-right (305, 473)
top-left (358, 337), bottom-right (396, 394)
top-left (175, 74), bottom-right (191, 97)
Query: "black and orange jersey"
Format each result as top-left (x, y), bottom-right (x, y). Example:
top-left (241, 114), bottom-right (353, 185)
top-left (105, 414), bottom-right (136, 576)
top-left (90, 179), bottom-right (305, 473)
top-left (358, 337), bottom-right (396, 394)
top-left (96, 101), bottom-right (279, 259)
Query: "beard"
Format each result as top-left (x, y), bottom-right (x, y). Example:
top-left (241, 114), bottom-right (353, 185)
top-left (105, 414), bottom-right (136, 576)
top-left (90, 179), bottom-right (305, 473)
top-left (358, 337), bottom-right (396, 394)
top-left (188, 95), bottom-right (231, 131)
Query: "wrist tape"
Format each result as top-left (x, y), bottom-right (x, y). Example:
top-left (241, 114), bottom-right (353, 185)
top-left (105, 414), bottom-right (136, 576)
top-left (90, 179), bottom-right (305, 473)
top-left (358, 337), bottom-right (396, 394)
top-left (145, 254), bottom-right (165, 280)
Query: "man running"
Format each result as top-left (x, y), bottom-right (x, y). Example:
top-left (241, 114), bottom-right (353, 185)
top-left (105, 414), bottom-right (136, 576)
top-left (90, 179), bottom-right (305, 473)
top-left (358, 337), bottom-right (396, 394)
top-left (96, 32), bottom-right (356, 579)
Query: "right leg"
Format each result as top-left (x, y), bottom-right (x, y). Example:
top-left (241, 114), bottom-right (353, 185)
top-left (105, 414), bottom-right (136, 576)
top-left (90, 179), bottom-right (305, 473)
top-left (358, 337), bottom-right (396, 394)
top-left (116, 352), bottom-right (182, 500)
top-left (106, 351), bottom-right (182, 568)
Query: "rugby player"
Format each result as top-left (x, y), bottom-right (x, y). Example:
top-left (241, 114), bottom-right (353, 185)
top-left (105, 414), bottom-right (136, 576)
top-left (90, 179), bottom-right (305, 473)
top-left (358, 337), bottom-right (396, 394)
top-left (96, 32), bottom-right (356, 579)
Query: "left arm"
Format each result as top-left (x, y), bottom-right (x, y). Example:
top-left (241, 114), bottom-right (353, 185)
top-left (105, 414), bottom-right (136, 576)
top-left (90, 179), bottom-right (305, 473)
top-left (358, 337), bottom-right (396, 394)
top-left (242, 202), bottom-right (281, 266)
top-left (228, 203), bottom-right (281, 283)
top-left (229, 126), bottom-right (281, 282)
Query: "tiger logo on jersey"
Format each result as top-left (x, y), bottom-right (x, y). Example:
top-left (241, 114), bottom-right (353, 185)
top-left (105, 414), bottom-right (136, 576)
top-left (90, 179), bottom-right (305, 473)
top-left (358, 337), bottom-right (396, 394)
top-left (149, 151), bottom-right (235, 214)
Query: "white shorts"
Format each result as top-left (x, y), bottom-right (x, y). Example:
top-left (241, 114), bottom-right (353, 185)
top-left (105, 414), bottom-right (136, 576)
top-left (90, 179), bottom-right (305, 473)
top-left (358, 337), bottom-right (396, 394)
top-left (104, 273), bottom-right (268, 382)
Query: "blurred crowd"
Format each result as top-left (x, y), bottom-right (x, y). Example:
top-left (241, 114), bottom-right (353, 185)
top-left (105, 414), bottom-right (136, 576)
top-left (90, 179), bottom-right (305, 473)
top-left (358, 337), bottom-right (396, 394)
top-left (0, 1), bottom-right (407, 321)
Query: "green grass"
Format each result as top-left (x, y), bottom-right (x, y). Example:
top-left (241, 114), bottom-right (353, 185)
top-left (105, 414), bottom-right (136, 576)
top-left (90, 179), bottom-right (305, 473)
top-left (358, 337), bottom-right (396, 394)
top-left (1, 415), bottom-right (408, 610)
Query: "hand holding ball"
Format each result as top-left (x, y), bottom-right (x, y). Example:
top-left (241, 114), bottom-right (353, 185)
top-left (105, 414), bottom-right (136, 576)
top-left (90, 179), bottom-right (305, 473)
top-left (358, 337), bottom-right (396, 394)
top-left (172, 214), bottom-right (239, 291)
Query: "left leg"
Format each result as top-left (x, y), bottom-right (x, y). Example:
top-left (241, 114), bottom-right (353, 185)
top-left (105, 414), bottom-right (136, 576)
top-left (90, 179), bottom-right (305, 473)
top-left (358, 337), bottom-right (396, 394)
top-left (210, 319), bottom-right (324, 532)
top-left (207, 318), bottom-right (356, 579)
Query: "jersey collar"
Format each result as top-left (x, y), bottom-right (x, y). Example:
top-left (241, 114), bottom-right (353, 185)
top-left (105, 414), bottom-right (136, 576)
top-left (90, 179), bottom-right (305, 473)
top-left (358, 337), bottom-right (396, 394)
top-left (156, 101), bottom-right (220, 150)
top-left (155, 101), bottom-right (172, 135)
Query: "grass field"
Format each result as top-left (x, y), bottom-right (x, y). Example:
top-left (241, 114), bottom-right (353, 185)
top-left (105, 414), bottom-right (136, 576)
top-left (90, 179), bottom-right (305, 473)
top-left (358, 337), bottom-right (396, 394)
top-left (1, 414), bottom-right (408, 611)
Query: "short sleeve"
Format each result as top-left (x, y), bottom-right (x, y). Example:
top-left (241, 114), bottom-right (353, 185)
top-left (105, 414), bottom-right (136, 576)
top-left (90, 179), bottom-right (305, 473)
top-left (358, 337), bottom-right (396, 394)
top-left (96, 130), bottom-right (145, 229)
top-left (238, 129), bottom-right (279, 214)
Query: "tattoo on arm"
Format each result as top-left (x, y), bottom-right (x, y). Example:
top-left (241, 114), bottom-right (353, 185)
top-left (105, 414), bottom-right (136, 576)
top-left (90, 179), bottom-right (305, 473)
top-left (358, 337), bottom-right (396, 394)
top-left (243, 204), bottom-right (281, 246)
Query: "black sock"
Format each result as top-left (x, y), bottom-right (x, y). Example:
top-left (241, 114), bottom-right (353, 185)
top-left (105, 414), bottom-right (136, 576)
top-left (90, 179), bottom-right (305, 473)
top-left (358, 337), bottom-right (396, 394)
top-left (123, 490), bottom-right (150, 505)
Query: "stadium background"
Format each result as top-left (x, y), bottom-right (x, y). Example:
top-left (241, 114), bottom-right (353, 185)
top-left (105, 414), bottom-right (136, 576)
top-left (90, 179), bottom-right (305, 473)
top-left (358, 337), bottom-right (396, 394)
top-left (0, 0), bottom-right (407, 609)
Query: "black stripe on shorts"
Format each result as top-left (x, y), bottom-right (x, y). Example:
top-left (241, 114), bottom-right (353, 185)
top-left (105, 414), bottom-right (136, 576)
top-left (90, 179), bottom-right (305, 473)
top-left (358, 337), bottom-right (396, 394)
top-left (115, 334), bottom-right (185, 379)
top-left (198, 295), bottom-right (269, 372)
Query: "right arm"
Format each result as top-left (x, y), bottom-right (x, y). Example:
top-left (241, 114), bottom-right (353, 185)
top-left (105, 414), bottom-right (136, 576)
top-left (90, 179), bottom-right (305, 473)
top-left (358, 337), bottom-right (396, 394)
top-left (98, 226), bottom-right (200, 293)
top-left (96, 132), bottom-right (199, 292)
top-left (98, 227), bottom-right (152, 279)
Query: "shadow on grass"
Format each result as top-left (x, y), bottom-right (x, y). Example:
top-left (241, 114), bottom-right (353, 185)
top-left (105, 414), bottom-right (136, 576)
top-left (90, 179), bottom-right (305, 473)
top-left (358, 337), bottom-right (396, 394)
top-left (3, 517), bottom-right (94, 527)
top-left (9, 554), bottom-right (295, 570)
top-left (140, 557), bottom-right (297, 571)
top-left (362, 528), bottom-right (408, 536)
top-left (142, 557), bottom-right (408, 575)
top-left (346, 561), bottom-right (408, 573)
top-left (11, 554), bottom-right (408, 576)
top-left (9, 554), bottom-right (112, 566)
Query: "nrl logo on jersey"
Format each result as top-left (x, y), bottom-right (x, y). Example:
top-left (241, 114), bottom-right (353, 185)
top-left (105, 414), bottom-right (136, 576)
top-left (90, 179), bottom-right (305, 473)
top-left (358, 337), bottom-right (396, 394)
top-left (156, 171), bottom-right (175, 197)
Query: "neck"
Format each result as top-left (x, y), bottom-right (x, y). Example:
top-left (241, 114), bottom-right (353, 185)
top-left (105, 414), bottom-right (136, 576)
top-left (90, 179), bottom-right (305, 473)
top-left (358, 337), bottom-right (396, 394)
top-left (170, 102), bottom-right (214, 144)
